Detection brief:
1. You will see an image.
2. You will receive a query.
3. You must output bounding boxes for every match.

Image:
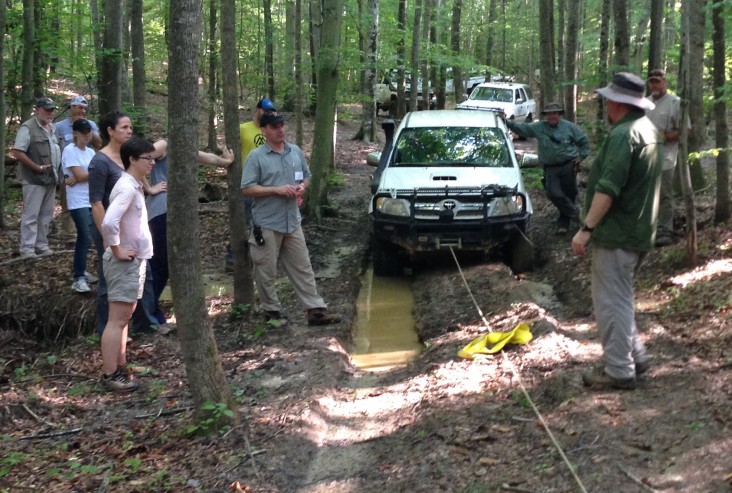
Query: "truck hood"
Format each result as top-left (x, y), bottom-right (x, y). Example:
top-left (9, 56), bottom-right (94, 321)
top-left (379, 166), bottom-right (523, 191)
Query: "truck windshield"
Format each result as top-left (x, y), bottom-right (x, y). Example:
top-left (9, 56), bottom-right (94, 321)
top-left (471, 87), bottom-right (513, 103)
top-left (392, 127), bottom-right (511, 167)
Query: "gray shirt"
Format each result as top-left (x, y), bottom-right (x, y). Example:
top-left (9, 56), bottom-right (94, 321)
top-left (146, 153), bottom-right (169, 221)
top-left (241, 142), bottom-right (311, 233)
top-left (646, 92), bottom-right (688, 171)
top-left (55, 117), bottom-right (100, 150)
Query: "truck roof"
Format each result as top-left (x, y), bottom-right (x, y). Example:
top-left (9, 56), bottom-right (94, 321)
top-left (400, 109), bottom-right (502, 128)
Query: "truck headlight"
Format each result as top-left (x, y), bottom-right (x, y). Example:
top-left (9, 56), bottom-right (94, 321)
top-left (490, 197), bottom-right (521, 216)
top-left (375, 197), bottom-right (410, 217)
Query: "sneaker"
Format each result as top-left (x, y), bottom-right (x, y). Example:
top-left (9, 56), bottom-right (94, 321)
top-left (158, 323), bottom-right (176, 335)
top-left (71, 278), bottom-right (91, 293)
top-left (582, 367), bottom-right (636, 390)
top-left (19, 251), bottom-right (37, 260)
top-left (101, 368), bottom-right (140, 392)
top-left (263, 311), bottom-right (288, 326)
top-left (35, 248), bottom-right (54, 256)
top-left (635, 360), bottom-right (650, 375)
top-left (307, 308), bottom-right (341, 326)
top-left (84, 271), bottom-right (99, 283)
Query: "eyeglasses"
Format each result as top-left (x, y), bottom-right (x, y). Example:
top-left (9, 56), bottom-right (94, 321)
top-left (137, 156), bottom-right (155, 163)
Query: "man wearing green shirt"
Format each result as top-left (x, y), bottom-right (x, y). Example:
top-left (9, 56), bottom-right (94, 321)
top-left (506, 102), bottom-right (590, 234)
top-left (572, 72), bottom-right (663, 390)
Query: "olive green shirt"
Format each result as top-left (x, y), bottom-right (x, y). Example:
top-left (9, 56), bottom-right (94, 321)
top-left (585, 111), bottom-right (663, 252)
top-left (506, 119), bottom-right (590, 166)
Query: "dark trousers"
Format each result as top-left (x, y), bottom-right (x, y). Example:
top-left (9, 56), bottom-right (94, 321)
top-left (148, 214), bottom-right (168, 324)
top-left (544, 161), bottom-right (579, 225)
top-left (91, 221), bottom-right (161, 334)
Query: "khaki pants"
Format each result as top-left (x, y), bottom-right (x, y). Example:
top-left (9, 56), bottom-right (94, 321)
top-left (20, 183), bottom-right (56, 255)
top-left (248, 226), bottom-right (325, 312)
top-left (59, 184), bottom-right (77, 238)
top-left (657, 167), bottom-right (675, 239)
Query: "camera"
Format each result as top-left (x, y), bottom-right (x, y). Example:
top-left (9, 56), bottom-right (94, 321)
top-left (253, 226), bottom-right (265, 246)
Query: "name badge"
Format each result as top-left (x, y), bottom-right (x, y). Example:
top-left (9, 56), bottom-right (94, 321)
top-left (294, 171), bottom-right (304, 181)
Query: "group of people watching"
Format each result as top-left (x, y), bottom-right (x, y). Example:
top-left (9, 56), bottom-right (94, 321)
top-left (12, 96), bottom-right (338, 393)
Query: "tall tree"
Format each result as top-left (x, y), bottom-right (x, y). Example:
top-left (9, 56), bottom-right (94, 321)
top-left (90, 0), bottom-right (104, 94)
top-left (308, 0), bottom-right (322, 114)
top-left (356, 0), bottom-right (378, 141)
top-left (596, 0), bottom-right (610, 136)
top-left (396, 0), bottom-right (406, 116)
top-left (294, 0), bottom-right (304, 145)
top-left (563, 0), bottom-right (581, 121)
top-left (168, 0), bottom-right (235, 417)
top-left (21, 0), bottom-right (34, 121)
top-left (648, 0), bottom-right (663, 75)
top-left (221, 0), bottom-right (255, 307)
top-left (611, 0), bottom-right (630, 68)
top-left (686, 0), bottom-right (707, 157)
top-left (409, 0), bottom-right (422, 112)
top-left (0, 0), bottom-right (6, 229)
top-left (711, 0), bottom-right (729, 222)
top-left (263, 0), bottom-right (275, 100)
top-left (284, 1), bottom-right (295, 111)
top-left (420, 0), bottom-right (431, 110)
top-left (206, 0), bottom-right (218, 150)
top-left (538, 0), bottom-right (555, 109)
top-left (306, 0), bottom-right (344, 220)
top-left (450, 0), bottom-right (463, 104)
top-left (484, 0), bottom-right (497, 67)
top-left (99, 0), bottom-right (124, 115)
top-left (130, 0), bottom-right (146, 133)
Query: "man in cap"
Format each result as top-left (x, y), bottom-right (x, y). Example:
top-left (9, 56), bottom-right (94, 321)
top-left (505, 102), bottom-right (591, 234)
top-left (241, 112), bottom-right (340, 326)
top-left (646, 69), bottom-right (689, 247)
top-left (54, 95), bottom-right (103, 248)
top-left (571, 72), bottom-right (663, 390)
top-left (12, 97), bottom-right (62, 258)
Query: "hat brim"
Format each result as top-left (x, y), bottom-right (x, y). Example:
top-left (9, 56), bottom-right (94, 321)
top-left (595, 87), bottom-right (655, 111)
top-left (541, 109), bottom-right (564, 114)
top-left (262, 115), bottom-right (287, 126)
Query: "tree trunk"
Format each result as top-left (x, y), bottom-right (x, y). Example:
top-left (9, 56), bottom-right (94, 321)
top-left (485, 0), bottom-right (497, 67)
top-left (432, 0), bottom-right (446, 109)
top-left (686, 0), bottom-right (707, 160)
top-left (596, 0), bottom-right (610, 137)
top-left (0, 0), bottom-right (6, 229)
top-left (32, 1), bottom-right (44, 97)
top-left (611, 0), bottom-right (630, 69)
top-left (711, 0), bottom-right (729, 222)
top-left (168, 0), bottom-right (235, 418)
top-left (409, 0), bottom-right (422, 112)
top-left (538, 0), bottom-right (555, 109)
top-left (90, 0), bottom-right (104, 95)
top-left (396, 0), bottom-right (406, 117)
top-left (99, 0), bottom-right (123, 116)
top-left (263, 0), bottom-right (275, 101)
top-left (420, 0), bottom-right (431, 110)
top-left (451, 0), bottom-right (462, 104)
top-left (306, 0), bottom-right (344, 219)
top-left (677, 0), bottom-right (698, 265)
top-left (357, 0), bottom-right (378, 142)
top-left (647, 0), bottom-right (663, 76)
top-left (557, 0), bottom-right (565, 89)
top-left (308, 0), bottom-right (322, 115)
top-left (295, 0), bottom-right (304, 145)
top-left (563, 0), bottom-right (580, 122)
top-left (283, 1), bottom-right (295, 112)
top-left (21, 0), bottom-right (34, 121)
top-left (130, 0), bottom-right (146, 133)
top-left (206, 0), bottom-right (218, 150)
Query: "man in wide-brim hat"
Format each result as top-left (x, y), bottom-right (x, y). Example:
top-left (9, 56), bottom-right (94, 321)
top-left (506, 101), bottom-right (591, 234)
top-left (572, 72), bottom-right (663, 391)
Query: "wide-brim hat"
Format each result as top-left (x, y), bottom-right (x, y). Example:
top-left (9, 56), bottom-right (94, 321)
top-left (595, 72), bottom-right (655, 111)
top-left (541, 102), bottom-right (564, 114)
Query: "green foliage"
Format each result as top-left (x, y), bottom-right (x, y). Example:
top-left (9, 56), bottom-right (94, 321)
top-left (229, 303), bottom-right (251, 321)
top-left (327, 169), bottom-right (347, 187)
top-left (521, 168), bottom-right (544, 190)
top-left (183, 402), bottom-right (234, 436)
top-left (0, 452), bottom-right (28, 478)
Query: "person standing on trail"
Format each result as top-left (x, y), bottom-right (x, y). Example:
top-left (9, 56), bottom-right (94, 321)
top-left (645, 69), bottom-right (689, 247)
top-left (571, 72), bottom-right (662, 390)
top-left (504, 103), bottom-right (591, 234)
top-left (241, 112), bottom-right (340, 326)
top-left (99, 137), bottom-right (157, 392)
top-left (13, 97), bottom-right (61, 259)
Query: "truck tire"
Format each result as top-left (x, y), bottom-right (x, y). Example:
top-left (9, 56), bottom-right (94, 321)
top-left (372, 238), bottom-right (403, 276)
top-left (507, 230), bottom-right (534, 274)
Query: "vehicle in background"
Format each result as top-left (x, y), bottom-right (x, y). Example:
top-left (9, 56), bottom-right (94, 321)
top-left (369, 110), bottom-right (534, 276)
top-left (456, 82), bottom-right (536, 122)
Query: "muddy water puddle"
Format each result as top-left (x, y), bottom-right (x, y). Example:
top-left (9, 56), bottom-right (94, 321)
top-left (350, 269), bottom-right (424, 371)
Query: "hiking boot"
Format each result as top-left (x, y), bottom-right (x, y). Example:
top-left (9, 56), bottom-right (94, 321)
top-left (263, 311), bottom-right (288, 326)
top-left (635, 360), bottom-right (650, 375)
top-left (71, 278), bottom-right (91, 293)
top-left (582, 367), bottom-right (636, 390)
top-left (19, 251), bottom-right (37, 260)
top-left (84, 271), bottom-right (99, 283)
top-left (101, 368), bottom-right (140, 392)
top-left (307, 308), bottom-right (341, 326)
top-left (35, 248), bottom-right (54, 256)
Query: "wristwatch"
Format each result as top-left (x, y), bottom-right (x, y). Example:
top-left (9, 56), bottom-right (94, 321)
top-left (581, 223), bottom-right (594, 233)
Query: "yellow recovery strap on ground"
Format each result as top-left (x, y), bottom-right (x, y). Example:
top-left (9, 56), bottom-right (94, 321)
top-left (457, 323), bottom-right (533, 359)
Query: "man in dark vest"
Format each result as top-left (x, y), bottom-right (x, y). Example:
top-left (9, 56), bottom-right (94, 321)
top-left (13, 97), bottom-right (62, 259)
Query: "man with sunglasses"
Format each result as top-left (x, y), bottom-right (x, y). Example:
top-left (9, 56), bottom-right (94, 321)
top-left (13, 97), bottom-right (62, 259)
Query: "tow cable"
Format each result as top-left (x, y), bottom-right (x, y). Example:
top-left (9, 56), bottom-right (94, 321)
top-left (447, 245), bottom-right (588, 493)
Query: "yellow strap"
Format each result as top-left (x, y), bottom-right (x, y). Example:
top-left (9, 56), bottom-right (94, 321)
top-left (457, 323), bottom-right (532, 359)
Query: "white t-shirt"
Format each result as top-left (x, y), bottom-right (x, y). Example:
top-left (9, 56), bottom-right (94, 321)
top-left (62, 144), bottom-right (97, 210)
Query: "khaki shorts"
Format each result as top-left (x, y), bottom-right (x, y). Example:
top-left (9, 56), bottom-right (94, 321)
top-left (103, 250), bottom-right (146, 303)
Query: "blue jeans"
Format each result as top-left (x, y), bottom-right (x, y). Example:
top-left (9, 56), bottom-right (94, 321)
top-left (69, 207), bottom-right (92, 280)
top-left (91, 220), bottom-right (161, 335)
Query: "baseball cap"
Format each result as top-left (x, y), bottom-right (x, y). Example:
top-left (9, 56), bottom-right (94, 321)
top-left (259, 113), bottom-right (287, 127)
top-left (72, 119), bottom-right (93, 132)
top-left (648, 69), bottom-right (665, 82)
top-left (70, 95), bottom-right (89, 107)
top-left (35, 97), bottom-right (56, 109)
top-left (256, 98), bottom-right (276, 112)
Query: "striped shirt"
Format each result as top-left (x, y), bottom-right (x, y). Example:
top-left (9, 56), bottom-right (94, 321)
top-left (101, 172), bottom-right (153, 259)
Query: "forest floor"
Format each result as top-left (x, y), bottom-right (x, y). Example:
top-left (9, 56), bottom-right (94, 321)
top-left (0, 99), bottom-right (731, 493)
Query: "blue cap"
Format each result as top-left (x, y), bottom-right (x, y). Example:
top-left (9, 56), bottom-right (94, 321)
top-left (256, 98), bottom-right (276, 111)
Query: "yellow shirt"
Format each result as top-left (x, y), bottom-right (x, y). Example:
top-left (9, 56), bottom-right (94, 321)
top-left (240, 122), bottom-right (266, 163)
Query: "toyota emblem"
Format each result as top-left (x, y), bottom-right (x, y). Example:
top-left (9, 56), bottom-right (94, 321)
top-left (442, 200), bottom-right (457, 210)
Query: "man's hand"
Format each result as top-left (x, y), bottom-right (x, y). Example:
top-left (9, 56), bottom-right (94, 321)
top-left (65, 175), bottom-right (78, 186)
top-left (572, 157), bottom-right (582, 173)
top-left (220, 147), bottom-right (234, 166)
top-left (277, 184), bottom-right (300, 198)
top-left (571, 230), bottom-right (591, 256)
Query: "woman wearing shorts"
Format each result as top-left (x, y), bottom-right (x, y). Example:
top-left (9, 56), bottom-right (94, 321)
top-left (100, 137), bottom-right (156, 392)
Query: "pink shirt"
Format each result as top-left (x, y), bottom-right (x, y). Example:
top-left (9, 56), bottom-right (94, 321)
top-left (101, 172), bottom-right (153, 259)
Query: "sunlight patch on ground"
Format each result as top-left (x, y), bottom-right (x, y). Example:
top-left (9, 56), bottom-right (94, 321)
top-left (668, 259), bottom-right (732, 288)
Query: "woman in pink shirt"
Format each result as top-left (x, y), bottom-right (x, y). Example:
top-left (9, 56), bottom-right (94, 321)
top-left (99, 137), bottom-right (156, 392)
